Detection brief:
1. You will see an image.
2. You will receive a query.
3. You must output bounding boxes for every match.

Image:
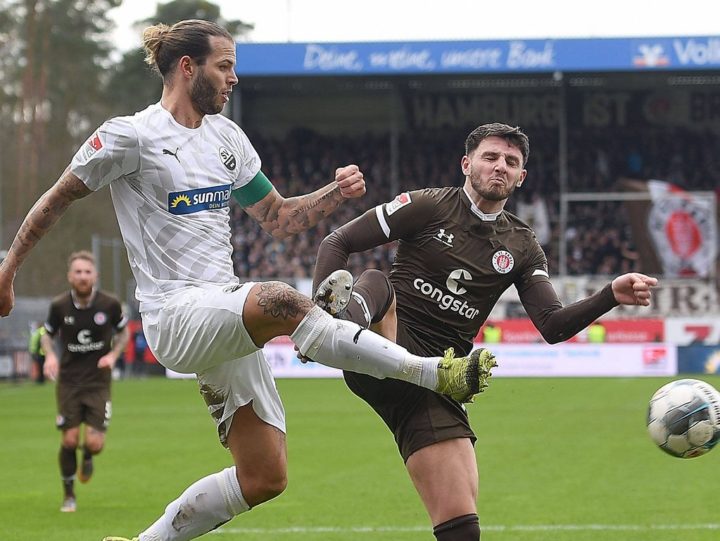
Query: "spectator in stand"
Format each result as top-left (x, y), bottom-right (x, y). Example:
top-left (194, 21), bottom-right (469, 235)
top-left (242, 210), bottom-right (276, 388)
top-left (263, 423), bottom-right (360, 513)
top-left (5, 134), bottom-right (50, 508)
top-left (230, 123), bottom-right (718, 280)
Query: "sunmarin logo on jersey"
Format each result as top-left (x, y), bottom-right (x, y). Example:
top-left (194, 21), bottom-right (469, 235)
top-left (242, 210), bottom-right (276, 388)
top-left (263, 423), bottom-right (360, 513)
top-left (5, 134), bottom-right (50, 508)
top-left (168, 184), bottom-right (232, 215)
top-left (414, 274), bottom-right (479, 320)
top-left (219, 147), bottom-right (236, 171)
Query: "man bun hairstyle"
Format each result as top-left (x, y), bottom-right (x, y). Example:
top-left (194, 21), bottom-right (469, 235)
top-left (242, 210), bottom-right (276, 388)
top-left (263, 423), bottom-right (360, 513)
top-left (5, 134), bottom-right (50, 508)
top-left (465, 123), bottom-right (530, 166)
top-left (142, 19), bottom-right (234, 78)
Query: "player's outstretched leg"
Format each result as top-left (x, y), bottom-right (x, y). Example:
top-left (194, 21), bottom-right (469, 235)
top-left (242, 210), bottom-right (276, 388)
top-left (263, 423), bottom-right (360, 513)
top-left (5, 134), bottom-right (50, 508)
top-left (310, 271), bottom-right (498, 403)
top-left (436, 347), bottom-right (497, 403)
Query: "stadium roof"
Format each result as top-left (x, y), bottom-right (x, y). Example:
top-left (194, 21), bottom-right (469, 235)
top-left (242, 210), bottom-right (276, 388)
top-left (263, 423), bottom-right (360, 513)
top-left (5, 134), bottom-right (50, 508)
top-left (235, 35), bottom-right (720, 76)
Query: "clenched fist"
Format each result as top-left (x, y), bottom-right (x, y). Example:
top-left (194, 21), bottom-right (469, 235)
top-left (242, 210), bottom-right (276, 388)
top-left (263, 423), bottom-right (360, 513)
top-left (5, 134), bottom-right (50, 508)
top-left (335, 164), bottom-right (366, 200)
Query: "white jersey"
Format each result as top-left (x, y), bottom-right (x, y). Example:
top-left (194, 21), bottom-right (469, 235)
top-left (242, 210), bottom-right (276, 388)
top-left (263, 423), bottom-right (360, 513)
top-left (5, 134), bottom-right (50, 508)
top-left (71, 103), bottom-right (261, 312)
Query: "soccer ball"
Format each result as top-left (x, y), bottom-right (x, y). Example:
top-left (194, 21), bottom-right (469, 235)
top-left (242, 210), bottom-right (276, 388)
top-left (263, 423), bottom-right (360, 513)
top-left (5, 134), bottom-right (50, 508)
top-left (647, 378), bottom-right (720, 458)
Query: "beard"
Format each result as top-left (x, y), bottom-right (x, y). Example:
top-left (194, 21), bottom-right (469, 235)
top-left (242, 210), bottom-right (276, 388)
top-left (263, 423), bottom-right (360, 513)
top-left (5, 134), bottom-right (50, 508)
top-left (73, 283), bottom-right (93, 297)
top-left (470, 171), bottom-right (520, 201)
top-left (191, 70), bottom-right (223, 115)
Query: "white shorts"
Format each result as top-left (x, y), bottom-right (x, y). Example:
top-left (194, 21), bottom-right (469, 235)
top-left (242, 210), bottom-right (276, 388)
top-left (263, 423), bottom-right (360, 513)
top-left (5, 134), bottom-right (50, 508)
top-left (142, 283), bottom-right (286, 445)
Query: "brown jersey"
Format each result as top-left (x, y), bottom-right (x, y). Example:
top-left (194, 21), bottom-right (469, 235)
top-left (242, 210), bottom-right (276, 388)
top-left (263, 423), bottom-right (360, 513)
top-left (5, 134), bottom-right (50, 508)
top-left (315, 187), bottom-right (619, 356)
top-left (45, 290), bottom-right (127, 388)
top-left (315, 187), bottom-right (550, 355)
top-left (379, 187), bottom-right (550, 354)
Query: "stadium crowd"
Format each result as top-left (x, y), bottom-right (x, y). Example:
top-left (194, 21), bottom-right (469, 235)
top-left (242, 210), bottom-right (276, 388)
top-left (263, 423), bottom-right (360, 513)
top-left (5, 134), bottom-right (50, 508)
top-left (230, 126), bottom-right (719, 280)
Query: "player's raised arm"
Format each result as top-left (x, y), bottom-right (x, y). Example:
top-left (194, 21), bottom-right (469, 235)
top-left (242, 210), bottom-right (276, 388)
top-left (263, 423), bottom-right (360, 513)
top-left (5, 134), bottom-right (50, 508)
top-left (520, 272), bottom-right (659, 344)
top-left (0, 168), bottom-right (92, 316)
top-left (241, 164), bottom-right (365, 239)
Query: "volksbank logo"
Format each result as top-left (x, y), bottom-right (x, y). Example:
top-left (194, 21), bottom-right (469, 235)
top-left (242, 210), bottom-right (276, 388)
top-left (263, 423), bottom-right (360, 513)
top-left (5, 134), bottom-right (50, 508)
top-left (673, 38), bottom-right (720, 65)
top-left (169, 184), bottom-right (232, 215)
top-left (633, 39), bottom-right (720, 68)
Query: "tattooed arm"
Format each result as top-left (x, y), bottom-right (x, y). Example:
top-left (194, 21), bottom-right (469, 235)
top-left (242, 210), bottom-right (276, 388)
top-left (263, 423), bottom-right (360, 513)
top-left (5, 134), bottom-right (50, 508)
top-left (0, 168), bottom-right (92, 316)
top-left (244, 164), bottom-right (366, 239)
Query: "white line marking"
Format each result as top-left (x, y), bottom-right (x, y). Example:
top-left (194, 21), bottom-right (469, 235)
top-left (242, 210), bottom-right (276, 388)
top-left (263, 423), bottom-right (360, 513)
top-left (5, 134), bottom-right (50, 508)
top-left (213, 523), bottom-right (720, 535)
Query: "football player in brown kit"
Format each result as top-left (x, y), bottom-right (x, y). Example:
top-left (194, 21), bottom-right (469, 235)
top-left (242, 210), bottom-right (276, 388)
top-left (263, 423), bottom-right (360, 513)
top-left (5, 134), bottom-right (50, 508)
top-left (41, 250), bottom-right (129, 513)
top-left (312, 122), bottom-right (658, 541)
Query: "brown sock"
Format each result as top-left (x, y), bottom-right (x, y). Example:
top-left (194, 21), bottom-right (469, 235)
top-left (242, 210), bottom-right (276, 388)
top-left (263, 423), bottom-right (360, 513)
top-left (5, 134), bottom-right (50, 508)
top-left (59, 446), bottom-right (77, 486)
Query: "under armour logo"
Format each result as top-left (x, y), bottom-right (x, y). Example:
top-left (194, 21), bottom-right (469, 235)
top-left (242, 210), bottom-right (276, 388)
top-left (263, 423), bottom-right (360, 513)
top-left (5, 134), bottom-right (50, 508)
top-left (163, 148), bottom-right (180, 162)
top-left (434, 228), bottom-right (455, 247)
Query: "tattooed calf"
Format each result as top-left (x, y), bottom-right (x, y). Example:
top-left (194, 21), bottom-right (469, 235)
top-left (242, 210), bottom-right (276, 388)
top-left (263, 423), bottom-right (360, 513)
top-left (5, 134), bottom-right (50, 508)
top-left (255, 281), bottom-right (314, 320)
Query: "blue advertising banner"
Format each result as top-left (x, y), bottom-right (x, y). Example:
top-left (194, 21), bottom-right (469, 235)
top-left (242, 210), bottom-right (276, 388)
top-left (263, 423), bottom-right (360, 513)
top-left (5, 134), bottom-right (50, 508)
top-left (236, 36), bottom-right (720, 76)
top-left (677, 345), bottom-right (720, 375)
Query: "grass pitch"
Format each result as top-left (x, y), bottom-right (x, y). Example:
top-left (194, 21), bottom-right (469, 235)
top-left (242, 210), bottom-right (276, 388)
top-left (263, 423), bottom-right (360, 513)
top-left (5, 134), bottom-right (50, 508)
top-left (2, 375), bottom-right (719, 541)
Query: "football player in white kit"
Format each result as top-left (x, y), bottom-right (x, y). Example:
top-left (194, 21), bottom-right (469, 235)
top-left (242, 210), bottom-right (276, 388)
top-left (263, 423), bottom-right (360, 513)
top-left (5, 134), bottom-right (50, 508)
top-left (0, 20), bottom-right (497, 541)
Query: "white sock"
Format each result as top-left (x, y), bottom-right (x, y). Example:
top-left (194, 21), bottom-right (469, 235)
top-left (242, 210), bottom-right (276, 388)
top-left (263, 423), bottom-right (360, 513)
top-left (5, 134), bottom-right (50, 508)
top-left (139, 466), bottom-right (249, 541)
top-left (291, 306), bottom-right (440, 390)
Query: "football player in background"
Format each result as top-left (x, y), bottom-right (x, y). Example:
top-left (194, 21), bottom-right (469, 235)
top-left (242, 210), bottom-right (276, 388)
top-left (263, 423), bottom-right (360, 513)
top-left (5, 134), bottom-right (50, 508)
top-left (42, 250), bottom-right (129, 513)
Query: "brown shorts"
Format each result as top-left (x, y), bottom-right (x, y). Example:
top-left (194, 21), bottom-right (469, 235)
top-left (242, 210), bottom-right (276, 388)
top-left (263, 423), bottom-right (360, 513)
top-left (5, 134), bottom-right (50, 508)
top-left (341, 270), bottom-right (476, 462)
top-left (56, 384), bottom-right (111, 432)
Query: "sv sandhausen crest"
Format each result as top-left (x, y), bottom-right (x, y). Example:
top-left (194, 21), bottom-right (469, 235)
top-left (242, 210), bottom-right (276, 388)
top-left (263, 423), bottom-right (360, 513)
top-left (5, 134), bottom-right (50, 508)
top-left (219, 146), bottom-right (236, 171)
